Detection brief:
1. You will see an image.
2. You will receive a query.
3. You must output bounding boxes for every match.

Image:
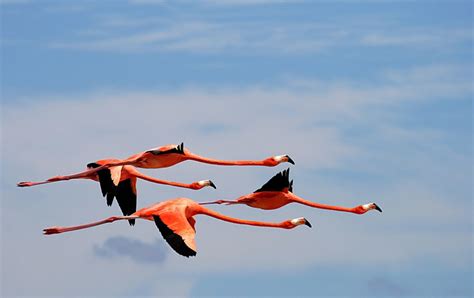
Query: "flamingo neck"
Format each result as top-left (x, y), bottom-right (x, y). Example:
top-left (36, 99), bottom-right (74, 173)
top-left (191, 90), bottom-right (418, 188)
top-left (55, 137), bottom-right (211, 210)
top-left (132, 170), bottom-right (195, 189)
top-left (196, 206), bottom-right (287, 228)
top-left (289, 194), bottom-right (358, 213)
top-left (186, 153), bottom-right (266, 166)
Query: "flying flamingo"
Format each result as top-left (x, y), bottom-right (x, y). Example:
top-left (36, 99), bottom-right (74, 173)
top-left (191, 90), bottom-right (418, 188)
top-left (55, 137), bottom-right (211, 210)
top-left (201, 169), bottom-right (382, 215)
top-left (43, 197), bottom-right (312, 257)
top-left (111, 142), bottom-right (295, 169)
top-left (19, 143), bottom-right (294, 186)
top-left (18, 160), bottom-right (215, 225)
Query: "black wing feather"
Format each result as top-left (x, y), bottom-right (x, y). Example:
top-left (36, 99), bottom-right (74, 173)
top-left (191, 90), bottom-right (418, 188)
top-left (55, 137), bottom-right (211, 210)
top-left (153, 215), bottom-right (196, 257)
top-left (147, 142), bottom-right (185, 155)
top-left (254, 168), bottom-right (291, 193)
top-left (87, 162), bottom-right (115, 204)
top-left (115, 179), bottom-right (137, 226)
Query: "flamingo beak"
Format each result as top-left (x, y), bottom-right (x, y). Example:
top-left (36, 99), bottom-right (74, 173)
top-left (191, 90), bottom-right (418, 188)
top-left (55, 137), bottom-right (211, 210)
top-left (374, 204), bottom-right (382, 212)
top-left (209, 180), bottom-right (217, 189)
top-left (286, 155), bottom-right (295, 165)
top-left (304, 219), bottom-right (312, 228)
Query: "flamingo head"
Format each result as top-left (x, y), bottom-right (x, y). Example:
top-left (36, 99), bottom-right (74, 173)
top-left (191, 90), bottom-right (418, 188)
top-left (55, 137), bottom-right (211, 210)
top-left (289, 217), bottom-right (312, 229)
top-left (196, 180), bottom-right (217, 189)
top-left (265, 155), bottom-right (295, 166)
top-left (361, 203), bottom-right (383, 213)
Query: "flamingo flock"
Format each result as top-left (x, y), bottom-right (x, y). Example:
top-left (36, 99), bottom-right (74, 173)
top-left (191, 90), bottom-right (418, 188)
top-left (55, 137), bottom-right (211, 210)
top-left (19, 142), bottom-right (381, 257)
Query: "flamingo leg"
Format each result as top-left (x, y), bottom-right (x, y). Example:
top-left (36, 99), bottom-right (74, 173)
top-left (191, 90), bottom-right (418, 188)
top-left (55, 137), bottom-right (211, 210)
top-left (17, 167), bottom-right (100, 187)
top-left (43, 215), bottom-right (139, 235)
top-left (199, 200), bottom-right (240, 205)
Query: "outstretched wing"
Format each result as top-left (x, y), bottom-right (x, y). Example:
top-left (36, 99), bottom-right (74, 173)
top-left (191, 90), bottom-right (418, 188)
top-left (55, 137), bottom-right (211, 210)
top-left (115, 178), bottom-right (137, 226)
top-left (153, 211), bottom-right (197, 257)
top-left (254, 168), bottom-right (291, 193)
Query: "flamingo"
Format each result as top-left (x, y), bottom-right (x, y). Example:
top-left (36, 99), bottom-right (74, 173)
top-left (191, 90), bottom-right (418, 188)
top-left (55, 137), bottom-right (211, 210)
top-left (20, 143), bottom-right (295, 185)
top-left (43, 197), bottom-right (312, 257)
top-left (201, 169), bottom-right (382, 215)
top-left (18, 160), bottom-right (215, 225)
top-left (112, 142), bottom-right (295, 169)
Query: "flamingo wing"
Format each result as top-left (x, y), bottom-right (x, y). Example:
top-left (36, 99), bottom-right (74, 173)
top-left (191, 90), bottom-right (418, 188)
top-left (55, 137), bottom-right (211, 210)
top-left (254, 168), bottom-right (291, 193)
top-left (87, 162), bottom-right (115, 206)
top-left (115, 178), bottom-right (137, 226)
top-left (153, 210), bottom-right (197, 257)
top-left (109, 165), bottom-right (123, 186)
top-left (86, 163), bottom-right (136, 225)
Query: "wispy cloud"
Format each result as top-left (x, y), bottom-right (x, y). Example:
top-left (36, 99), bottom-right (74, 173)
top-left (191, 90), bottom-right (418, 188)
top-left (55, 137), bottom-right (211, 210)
top-left (50, 14), bottom-right (471, 54)
top-left (361, 28), bottom-right (472, 47)
top-left (93, 236), bottom-right (168, 264)
top-left (50, 20), bottom-right (334, 54)
top-left (38, 0), bottom-right (471, 55)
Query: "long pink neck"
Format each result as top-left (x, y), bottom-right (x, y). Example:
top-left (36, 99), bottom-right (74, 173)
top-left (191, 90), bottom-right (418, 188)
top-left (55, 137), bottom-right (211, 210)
top-left (186, 153), bottom-right (267, 166)
top-left (43, 216), bottom-right (137, 235)
top-left (290, 194), bottom-right (357, 213)
top-left (196, 205), bottom-right (288, 228)
top-left (131, 170), bottom-right (197, 189)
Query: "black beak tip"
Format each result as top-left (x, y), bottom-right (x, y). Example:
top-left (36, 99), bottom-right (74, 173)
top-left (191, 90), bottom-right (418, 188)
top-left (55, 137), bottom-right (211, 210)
top-left (209, 181), bottom-right (217, 189)
top-left (304, 219), bottom-right (312, 228)
top-left (374, 204), bottom-right (382, 212)
top-left (286, 155), bottom-right (295, 165)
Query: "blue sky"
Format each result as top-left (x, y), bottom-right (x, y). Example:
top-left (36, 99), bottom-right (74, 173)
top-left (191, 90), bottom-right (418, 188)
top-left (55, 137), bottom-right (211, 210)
top-left (1, 0), bottom-right (472, 297)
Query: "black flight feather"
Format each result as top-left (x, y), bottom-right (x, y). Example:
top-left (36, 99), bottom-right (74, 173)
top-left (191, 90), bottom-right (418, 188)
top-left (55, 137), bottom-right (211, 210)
top-left (146, 142), bottom-right (185, 155)
top-left (87, 162), bottom-right (115, 203)
top-left (115, 179), bottom-right (137, 226)
top-left (254, 168), bottom-right (291, 193)
top-left (153, 215), bottom-right (196, 257)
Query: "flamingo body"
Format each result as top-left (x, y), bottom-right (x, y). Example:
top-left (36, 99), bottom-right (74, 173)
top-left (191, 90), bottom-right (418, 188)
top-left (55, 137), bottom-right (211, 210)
top-left (237, 192), bottom-right (293, 210)
top-left (127, 143), bottom-right (188, 169)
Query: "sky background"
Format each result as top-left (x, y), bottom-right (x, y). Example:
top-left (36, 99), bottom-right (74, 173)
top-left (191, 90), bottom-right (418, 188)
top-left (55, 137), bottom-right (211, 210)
top-left (1, 0), bottom-right (472, 297)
